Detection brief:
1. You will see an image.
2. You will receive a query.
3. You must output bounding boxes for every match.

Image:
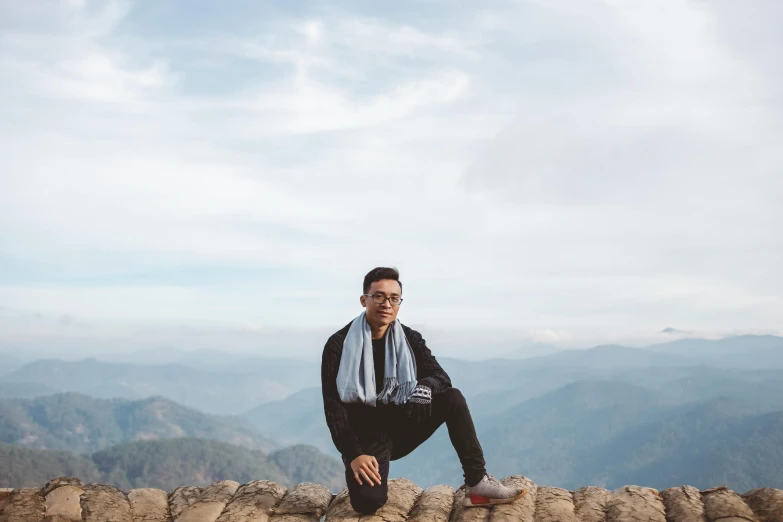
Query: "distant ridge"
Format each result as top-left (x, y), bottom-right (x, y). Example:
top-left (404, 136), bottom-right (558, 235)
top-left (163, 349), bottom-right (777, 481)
top-left (659, 327), bottom-right (691, 335)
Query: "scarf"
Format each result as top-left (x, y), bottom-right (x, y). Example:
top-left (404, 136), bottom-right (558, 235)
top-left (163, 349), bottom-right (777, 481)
top-left (336, 311), bottom-right (418, 407)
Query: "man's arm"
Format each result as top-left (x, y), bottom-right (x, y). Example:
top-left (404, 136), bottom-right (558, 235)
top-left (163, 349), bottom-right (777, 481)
top-left (407, 328), bottom-right (452, 394)
top-left (321, 336), bottom-right (364, 463)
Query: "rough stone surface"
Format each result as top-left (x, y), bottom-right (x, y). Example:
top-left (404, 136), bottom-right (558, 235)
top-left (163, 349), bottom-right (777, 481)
top-left (170, 480), bottom-right (240, 522)
top-left (0, 487), bottom-right (15, 502)
top-left (218, 480), bottom-right (286, 522)
top-left (742, 488), bottom-right (783, 522)
top-left (450, 486), bottom-right (491, 522)
top-left (80, 483), bottom-right (133, 522)
top-left (490, 476), bottom-right (536, 522)
top-left (606, 486), bottom-right (665, 522)
top-left (573, 486), bottom-right (609, 522)
top-left (324, 488), bottom-right (361, 522)
top-left (272, 482), bottom-right (331, 517)
top-left (0, 487), bottom-right (45, 522)
top-left (272, 515), bottom-right (322, 522)
top-left (408, 485), bottom-right (455, 522)
top-left (42, 478), bottom-right (83, 498)
top-left (168, 486), bottom-right (203, 520)
top-left (128, 488), bottom-right (171, 522)
top-left (363, 479), bottom-right (422, 522)
top-left (43, 484), bottom-right (84, 521)
top-left (534, 487), bottom-right (578, 522)
top-left (1, 477), bottom-right (782, 522)
top-left (701, 486), bottom-right (759, 522)
top-left (325, 480), bottom-right (424, 522)
top-left (660, 486), bottom-right (706, 522)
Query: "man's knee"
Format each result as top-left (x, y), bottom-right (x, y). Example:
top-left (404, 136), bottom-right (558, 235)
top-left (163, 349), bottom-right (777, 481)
top-left (350, 487), bottom-right (388, 514)
top-left (443, 387), bottom-right (467, 407)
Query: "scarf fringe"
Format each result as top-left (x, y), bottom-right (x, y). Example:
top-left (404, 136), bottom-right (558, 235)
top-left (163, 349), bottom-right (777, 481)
top-left (378, 377), bottom-right (417, 405)
top-left (336, 312), bottom-right (418, 407)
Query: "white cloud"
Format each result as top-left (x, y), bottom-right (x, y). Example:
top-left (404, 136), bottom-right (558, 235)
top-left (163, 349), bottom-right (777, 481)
top-left (0, 0), bottom-right (781, 350)
top-left (231, 67), bottom-right (471, 135)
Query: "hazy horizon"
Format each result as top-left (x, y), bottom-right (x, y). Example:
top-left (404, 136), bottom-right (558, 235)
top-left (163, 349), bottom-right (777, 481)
top-left (2, 1), bottom-right (782, 356)
top-left (1, 316), bottom-right (779, 362)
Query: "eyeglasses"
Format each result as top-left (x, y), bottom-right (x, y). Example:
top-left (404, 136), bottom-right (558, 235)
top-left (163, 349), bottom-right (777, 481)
top-left (364, 293), bottom-right (403, 306)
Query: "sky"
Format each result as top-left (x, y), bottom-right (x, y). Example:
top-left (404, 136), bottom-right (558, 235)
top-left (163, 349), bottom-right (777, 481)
top-left (0, 0), bottom-right (781, 357)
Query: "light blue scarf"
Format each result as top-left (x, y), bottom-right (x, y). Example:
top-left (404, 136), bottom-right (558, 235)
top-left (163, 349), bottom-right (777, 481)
top-left (336, 311), bottom-right (417, 407)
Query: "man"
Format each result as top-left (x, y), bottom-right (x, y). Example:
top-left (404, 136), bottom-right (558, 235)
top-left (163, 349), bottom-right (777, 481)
top-left (321, 267), bottom-right (525, 514)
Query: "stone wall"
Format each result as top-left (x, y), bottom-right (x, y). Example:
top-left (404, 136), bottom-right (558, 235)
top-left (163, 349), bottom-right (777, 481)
top-left (1, 477), bottom-right (781, 522)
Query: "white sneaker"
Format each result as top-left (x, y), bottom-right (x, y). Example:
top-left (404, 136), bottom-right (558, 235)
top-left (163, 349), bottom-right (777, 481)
top-left (463, 474), bottom-right (526, 507)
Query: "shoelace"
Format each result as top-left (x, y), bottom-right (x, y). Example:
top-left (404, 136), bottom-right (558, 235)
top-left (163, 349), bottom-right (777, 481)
top-left (485, 474), bottom-right (500, 486)
top-left (468, 474), bottom-right (505, 491)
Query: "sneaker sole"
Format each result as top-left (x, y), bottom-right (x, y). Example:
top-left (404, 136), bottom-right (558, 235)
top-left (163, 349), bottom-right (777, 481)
top-left (463, 489), bottom-right (527, 507)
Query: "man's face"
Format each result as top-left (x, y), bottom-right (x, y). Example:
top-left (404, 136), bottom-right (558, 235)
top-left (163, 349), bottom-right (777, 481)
top-left (360, 279), bottom-right (402, 328)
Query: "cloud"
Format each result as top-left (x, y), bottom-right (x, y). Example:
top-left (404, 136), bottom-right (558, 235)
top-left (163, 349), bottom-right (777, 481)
top-left (0, 0), bottom-right (781, 350)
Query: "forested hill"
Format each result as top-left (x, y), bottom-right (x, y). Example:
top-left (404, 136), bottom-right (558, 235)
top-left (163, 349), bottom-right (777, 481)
top-left (0, 438), bottom-right (344, 491)
top-left (0, 393), bottom-right (277, 453)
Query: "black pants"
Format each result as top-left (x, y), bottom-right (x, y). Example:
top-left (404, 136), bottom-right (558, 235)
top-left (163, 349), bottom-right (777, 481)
top-left (342, 387), bottom-right (486, 514)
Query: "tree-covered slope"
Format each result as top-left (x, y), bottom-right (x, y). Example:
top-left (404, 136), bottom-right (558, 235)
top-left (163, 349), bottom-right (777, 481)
top-left (0, 438), bottom-right (344, 491)
top-left (0, 441), bottom-right (101, 488)
top-left (0, 393), bottom-right (277, 454)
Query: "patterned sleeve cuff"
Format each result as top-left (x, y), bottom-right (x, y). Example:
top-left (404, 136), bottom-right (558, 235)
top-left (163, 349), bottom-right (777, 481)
top-left (408, 384), bottom-right (432, 404)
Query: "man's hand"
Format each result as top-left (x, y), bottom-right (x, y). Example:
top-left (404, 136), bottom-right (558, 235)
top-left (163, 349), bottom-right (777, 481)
top-left (403, 400), bottom-right (432, 423)
top-left (403, 385), bottom-right (432, 422)
top-left (350, 455), bottom-right (382, 486)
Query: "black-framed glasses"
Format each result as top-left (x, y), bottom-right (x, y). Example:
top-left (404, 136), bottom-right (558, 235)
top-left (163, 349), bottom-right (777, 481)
top-left (364, 293), bottom-right (403, 306)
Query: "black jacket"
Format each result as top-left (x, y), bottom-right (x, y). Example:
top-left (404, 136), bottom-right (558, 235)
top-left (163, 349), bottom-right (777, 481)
top-left (320, 321), bottom-right (452, 462)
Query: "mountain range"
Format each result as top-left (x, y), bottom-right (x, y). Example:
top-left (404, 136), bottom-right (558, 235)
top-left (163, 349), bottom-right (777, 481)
top-left (0, 334), bottom-right (781, 491)
top-left (0, 393), bottom-right (277, 453)
top-left (0, 359), bottom-right (298, 415)
top-left (0, 393), bottom-right (344, 490)
top-left (240, 336), bottom-right (783, 490)
top-left (0, 438), bottom-right (344, 491)
top-left (385, 378), bottom-right (783, 491)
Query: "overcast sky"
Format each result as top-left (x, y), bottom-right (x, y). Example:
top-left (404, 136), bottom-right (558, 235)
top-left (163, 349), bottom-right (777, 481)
top-left (1, 0), bottom-right (781, 356)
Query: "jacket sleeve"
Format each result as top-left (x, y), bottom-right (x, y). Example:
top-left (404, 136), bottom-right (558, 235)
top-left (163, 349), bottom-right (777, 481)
top-left (321, 336), bottom-right (364, 462)
top-left (409, 329), bottom-right (452, 394)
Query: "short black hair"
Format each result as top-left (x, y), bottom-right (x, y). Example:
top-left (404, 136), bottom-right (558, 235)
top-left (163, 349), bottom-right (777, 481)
top-left (363, 267), bottom-right (403, 295)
